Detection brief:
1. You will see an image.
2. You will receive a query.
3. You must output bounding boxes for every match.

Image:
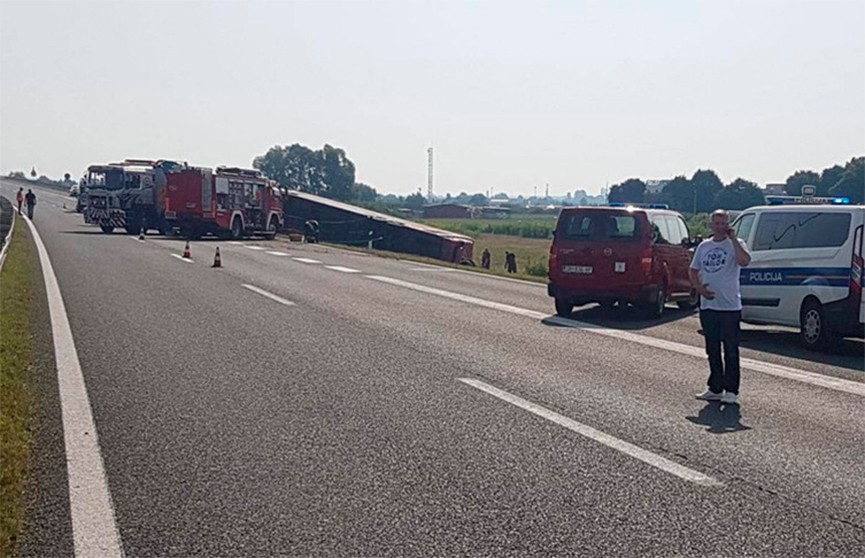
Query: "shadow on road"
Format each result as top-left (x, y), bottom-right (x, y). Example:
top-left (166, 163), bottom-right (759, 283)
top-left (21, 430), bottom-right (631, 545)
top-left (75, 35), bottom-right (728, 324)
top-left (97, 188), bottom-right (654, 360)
top-left (685, 402), bottom-right (751, 434)
top-left (543, 303), bottom-right (697, 330)
top-left (739, 329), bottom-right (865, 373)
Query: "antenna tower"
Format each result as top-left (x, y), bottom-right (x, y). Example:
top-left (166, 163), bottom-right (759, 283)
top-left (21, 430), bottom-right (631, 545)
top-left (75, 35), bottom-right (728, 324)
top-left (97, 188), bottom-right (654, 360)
top-left (427, 147), bottom-right (434, 201)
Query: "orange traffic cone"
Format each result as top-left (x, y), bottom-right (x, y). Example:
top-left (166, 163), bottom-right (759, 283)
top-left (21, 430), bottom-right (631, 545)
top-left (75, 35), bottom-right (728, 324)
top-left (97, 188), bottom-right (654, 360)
top-left (182, 241), bottom-right (191, 259)
top-left (212, 247), bottom-right (222, 268)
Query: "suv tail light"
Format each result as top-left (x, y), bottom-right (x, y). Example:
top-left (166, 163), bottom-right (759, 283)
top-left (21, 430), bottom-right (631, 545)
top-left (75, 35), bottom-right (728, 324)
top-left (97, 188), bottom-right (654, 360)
top-left (641, 247), bottom-right (653, 274)
top-left (549, 244), bottom-right (558, 274)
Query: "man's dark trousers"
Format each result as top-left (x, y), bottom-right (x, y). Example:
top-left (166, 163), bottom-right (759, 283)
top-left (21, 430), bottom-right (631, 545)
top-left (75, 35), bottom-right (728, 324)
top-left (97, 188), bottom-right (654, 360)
top-left (699, 309), bottom-right (741, 394)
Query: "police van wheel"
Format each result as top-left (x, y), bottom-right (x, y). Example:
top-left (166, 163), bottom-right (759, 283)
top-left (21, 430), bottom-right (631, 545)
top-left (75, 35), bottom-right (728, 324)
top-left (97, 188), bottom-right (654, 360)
top-left (800, 299), bottom-right (835, 351)
top-left (100, 225), bottom-right (114, 234)
top-left (555, 298), bottom-right (573, 318)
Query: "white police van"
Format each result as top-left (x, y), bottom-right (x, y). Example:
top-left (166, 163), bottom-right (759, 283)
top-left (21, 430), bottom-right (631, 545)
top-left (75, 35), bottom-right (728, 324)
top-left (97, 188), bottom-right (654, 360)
top-left (731, 202), bottom-right (864, 350)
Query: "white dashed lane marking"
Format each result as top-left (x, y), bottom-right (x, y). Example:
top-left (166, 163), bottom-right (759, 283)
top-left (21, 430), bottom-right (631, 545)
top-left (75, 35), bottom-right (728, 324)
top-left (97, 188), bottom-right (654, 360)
top-left (241, 284), bottom-right (296, 306)
top-left (459, 378), bottom-right (723, 487)
top-left (293, 257), bottom-right (322, 264)
top-left (326, 266), bottom-right (361, 273)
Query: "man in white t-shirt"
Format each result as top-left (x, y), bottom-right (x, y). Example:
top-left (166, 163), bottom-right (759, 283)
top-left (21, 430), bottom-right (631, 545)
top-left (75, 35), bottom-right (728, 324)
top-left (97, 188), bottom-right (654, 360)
top-left (689, 209), bottom-right (751, 405)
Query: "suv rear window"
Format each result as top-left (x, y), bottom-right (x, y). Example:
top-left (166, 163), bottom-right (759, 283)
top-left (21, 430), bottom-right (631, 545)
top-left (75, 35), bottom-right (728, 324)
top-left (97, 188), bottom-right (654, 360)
top-left (560, 213), bottom-right (640, 240)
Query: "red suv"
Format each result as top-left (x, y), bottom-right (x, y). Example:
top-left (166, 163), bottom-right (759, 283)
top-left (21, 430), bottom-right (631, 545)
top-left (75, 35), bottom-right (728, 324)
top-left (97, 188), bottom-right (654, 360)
top-left (548, 206), bottom-right (700, 318)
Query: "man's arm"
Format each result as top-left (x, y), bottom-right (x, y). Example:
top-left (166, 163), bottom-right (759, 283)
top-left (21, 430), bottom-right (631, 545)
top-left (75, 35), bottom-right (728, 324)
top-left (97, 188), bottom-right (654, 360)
top-left (689, 268), bottom-right (701, 290)
top-left (728, 231), bottom-right (751, 267)
top-left (689, 248), bottom-right (716, 300)
top-left (690, 268), bottom-right (716, 299)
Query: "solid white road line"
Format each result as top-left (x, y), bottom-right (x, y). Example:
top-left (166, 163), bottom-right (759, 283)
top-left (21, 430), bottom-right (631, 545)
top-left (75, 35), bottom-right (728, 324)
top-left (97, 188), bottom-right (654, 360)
top-left (228, 241), bottom-right (244, 245)
top-left (325, 265), bottom-right (361, 273)
top-left (170, 254), bottom-right (194, 263)
top-left (367, 275), bottom-right (546, 319)
top-left (543, 316), bottom-right (865, 397)
top-left (23, 218), bottom-right (124, 556)
top-left (367, 275), bottom-right (865, 397)
top-left (459, 378), bottom-right (723, 487)
top-left (244, 245), bottom-right (265, 251)
top-left (293, 257), bottom-right (322, 264)
top-left (409, 267), bottom-right (456, 272)
top-left (241, 284), bottom-right (296, 306)
top-left (267, 251), bottom-right (290, 257)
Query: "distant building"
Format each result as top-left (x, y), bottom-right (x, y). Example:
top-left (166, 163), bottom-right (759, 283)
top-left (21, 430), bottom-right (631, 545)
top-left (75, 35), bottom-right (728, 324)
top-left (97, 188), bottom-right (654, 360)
top-left (422, 203), bottom-right (473, 219)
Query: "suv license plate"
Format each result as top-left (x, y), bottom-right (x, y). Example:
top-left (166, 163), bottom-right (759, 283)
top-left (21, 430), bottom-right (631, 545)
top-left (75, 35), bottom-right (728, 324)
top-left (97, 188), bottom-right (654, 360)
top-left (563, 265), bottom-right (593, 274)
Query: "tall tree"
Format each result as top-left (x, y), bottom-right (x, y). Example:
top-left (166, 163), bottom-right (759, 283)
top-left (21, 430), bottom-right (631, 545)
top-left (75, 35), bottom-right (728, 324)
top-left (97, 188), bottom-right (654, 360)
top-left (691, 169), bottom-right (723, 213)
top-left (253, 144), bottom-right (318, 191)
top-left (404, 192), bottom-right (427, 210)
top-left (660, 175), bottom-right (691, 212)
top-left (317, 144), bottom-right (356, 201)
top-left (352, 182), bottom-right (378, 202)
top-left (829, 157), bottom-right (864, 204)
top-left (784, 169), bottom-right (820, 196)
top-left (468, 193), bottom-right (488, 206)
top-left (253, 143), bottom-right (357, 201)
top-left (714, 178), bottom-right (765, 210)
top-left (818, 164), bottom-right (845, 196)
top-left (608, 178), bottom-right (646, 203)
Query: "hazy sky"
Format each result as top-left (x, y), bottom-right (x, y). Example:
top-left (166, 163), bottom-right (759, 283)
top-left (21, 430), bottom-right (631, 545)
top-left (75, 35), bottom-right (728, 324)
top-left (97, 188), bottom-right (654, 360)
top-left (1, 0), bottom-right (863, 196)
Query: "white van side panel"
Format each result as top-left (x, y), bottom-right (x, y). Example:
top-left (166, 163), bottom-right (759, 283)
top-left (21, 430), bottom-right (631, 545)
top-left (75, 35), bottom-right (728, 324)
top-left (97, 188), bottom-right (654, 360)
top-left (739, 207), bottom-right (863, 329)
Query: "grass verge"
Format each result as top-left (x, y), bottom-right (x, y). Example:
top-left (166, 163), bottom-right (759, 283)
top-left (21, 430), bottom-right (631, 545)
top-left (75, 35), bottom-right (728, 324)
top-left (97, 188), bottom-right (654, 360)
top-left (0, 218), bottom-right (36, 557)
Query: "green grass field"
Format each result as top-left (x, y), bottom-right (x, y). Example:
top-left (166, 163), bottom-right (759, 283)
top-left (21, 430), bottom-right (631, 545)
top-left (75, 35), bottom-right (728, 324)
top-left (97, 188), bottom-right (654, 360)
top-left (0, 217), bottom-right (36, 557)
top-left (470, 234), bottom-right (552, 280)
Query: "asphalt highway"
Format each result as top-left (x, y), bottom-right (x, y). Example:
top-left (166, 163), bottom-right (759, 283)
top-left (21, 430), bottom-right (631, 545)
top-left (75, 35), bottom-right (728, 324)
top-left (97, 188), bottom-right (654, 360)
top-left (3, 180), bottom-right (864, 557)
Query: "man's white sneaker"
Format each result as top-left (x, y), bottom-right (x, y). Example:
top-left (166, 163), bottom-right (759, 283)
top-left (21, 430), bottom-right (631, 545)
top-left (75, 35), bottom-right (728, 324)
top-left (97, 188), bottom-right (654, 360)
top-left (696, 389), bottom-right (723, 401)
top-left (721, 392), bottom-right (739, 405)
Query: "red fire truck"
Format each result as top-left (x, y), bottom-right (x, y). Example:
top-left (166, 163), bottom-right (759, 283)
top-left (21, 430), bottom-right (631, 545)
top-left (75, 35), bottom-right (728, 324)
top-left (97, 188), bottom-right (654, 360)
top-left (163, 166), bottom-right (283, 239)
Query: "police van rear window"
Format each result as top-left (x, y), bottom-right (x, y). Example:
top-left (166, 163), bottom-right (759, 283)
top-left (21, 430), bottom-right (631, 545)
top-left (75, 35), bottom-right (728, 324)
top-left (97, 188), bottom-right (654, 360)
top-left (560, 213), bottom-right (639, 240)
top-left (753, 212), bottom-right (851, 251)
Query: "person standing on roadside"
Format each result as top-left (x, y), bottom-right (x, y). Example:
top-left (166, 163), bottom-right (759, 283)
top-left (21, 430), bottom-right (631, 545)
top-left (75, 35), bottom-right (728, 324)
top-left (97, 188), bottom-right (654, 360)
top-left (16, 187), bottom-right (24, 215)
top-left (690, 209), bottom-right (751, 405)
top-left (25, 189), bottom-right (36, 219)
top-left (481, 248), bottom-right (491, 269)
top-left (505, 251), bottom-right (517, 274)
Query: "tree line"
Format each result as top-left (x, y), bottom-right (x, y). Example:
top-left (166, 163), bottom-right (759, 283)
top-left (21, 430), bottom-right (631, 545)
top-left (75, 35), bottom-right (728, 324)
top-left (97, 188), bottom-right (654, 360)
top-left (608, 156), bottom-right (864, 210)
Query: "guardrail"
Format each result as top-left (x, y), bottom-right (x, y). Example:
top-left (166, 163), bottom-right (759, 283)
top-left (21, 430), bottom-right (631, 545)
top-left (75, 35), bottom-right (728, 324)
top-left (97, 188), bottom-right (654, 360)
top-left (0, 196), bottom-right (16, 271)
